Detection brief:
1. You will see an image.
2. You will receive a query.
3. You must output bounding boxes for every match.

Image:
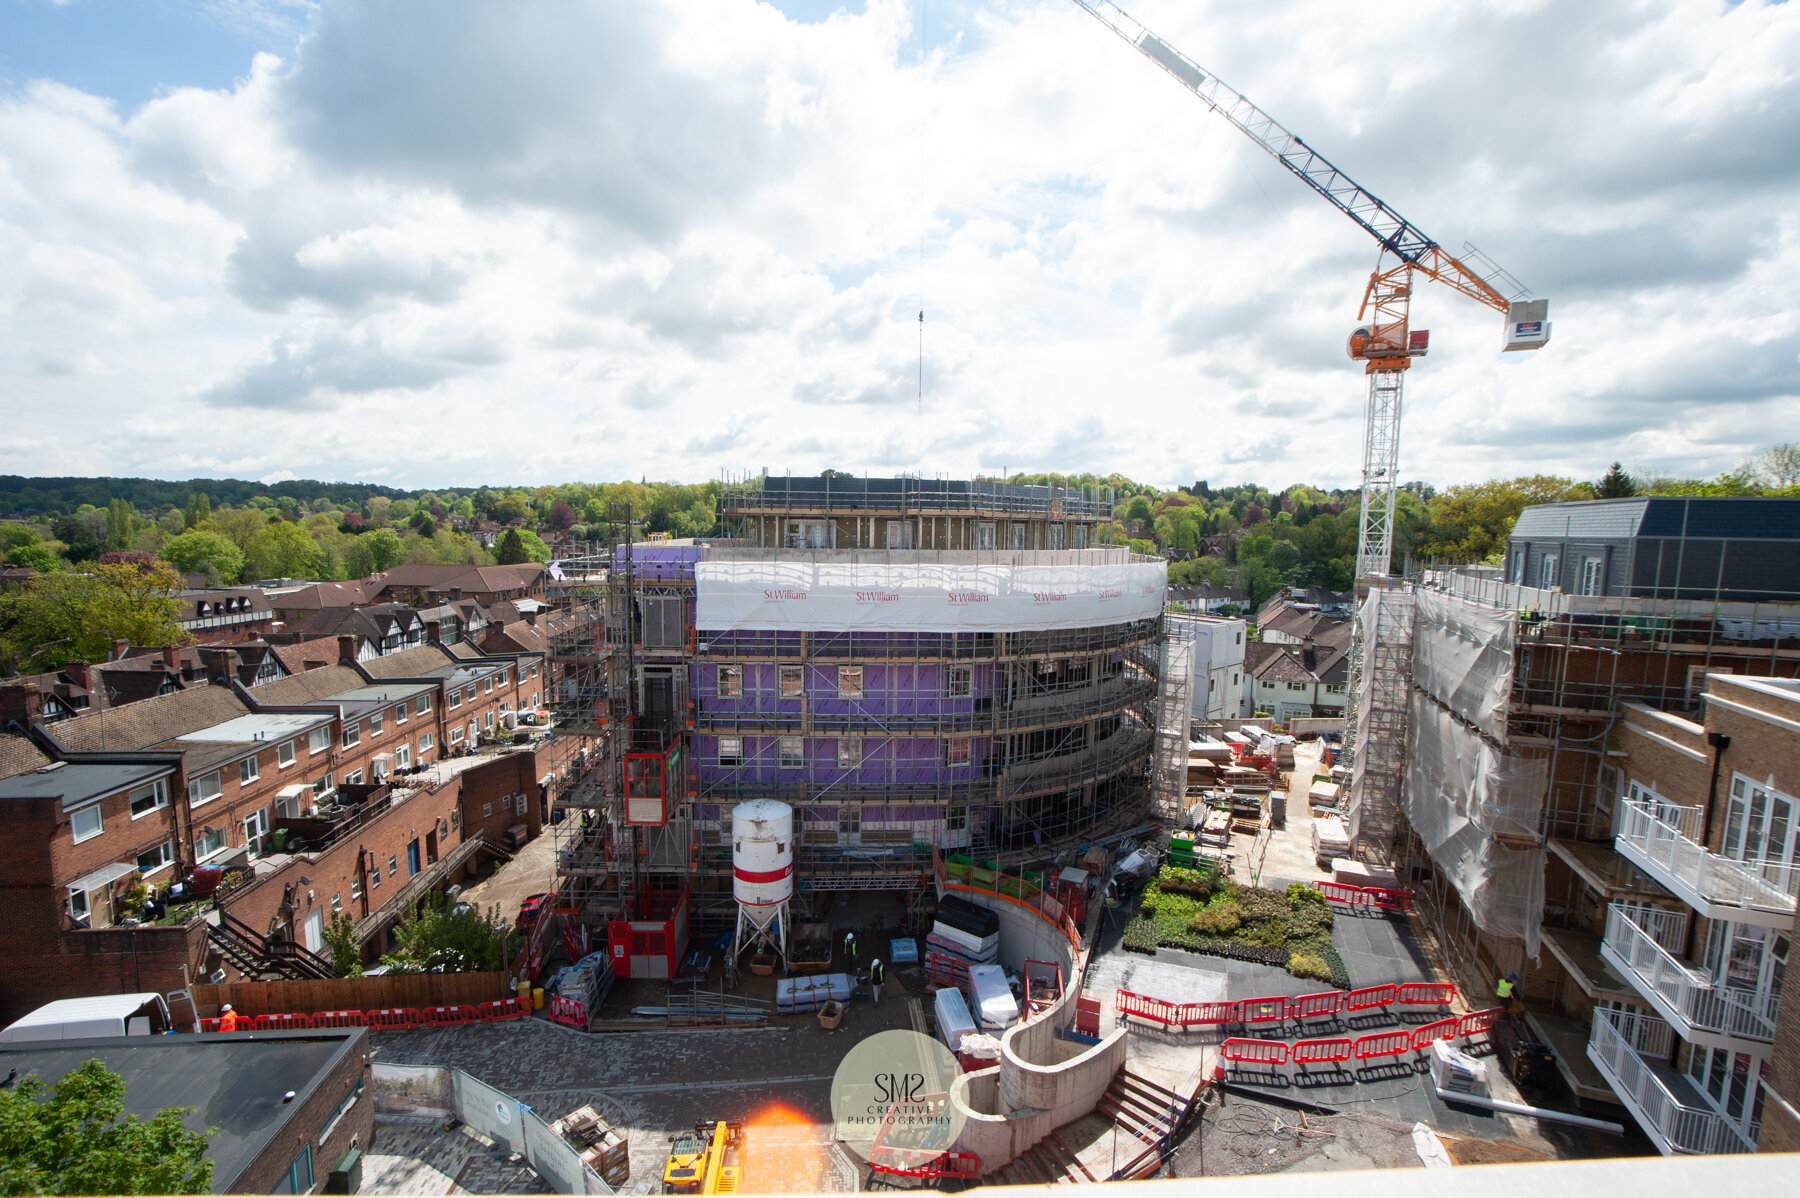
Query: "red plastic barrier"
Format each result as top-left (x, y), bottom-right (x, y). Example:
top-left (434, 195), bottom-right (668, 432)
top-left (312, 1010), bottom-right (368, 1028)
top-left (1311, 880), bottom-right (1366, 907)
top-left (1457, 1007), bottom-right (1505, 1039)
top-left (366, 1007), bottom-right (419, 1030)
top-left (1235, 997), bottom-right (1290, 1028)
top-left (419, 1004), bottom-right (479, 1027)
top-left (1364, 886), bottom-right (1416, 914)
top-left (1116, 989), bottom-right (1183, 1030)
top-left (1344, 984), bottom-right (1398, 1012)
top-left (1074, 995), bottom-right (1102, 1038)
top-left (1352, 1030), bottom-right (1413, 1061)
top-left (1180, 1000), bottom-right (1238, 1030)
top-left (1290, 991), bottom-right (1345, 1023)
top-left (476, 998), bottom-right (529, 1021)
top-left (1292, 1038), bottom-right (1354, 1066)
top-left (1397, 982), bottom-right (1457, 1008)
top-left (1116, 989), bottom-right (1237, 1032)
top-left (1218, 1038), bottom-right (1291, 1065)
top-left (197, 1017), bottom-right (221, 1033)
top-left (547, 995), bottom-right (587, 1028)
top-left (1409, 1017), bottom-right (1462, 1051)
top-left (251, 1012), bottom-right (313, 1032)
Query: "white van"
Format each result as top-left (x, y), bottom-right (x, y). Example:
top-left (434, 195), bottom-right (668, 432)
top-left (0, 993), bottom-right (172, 1043)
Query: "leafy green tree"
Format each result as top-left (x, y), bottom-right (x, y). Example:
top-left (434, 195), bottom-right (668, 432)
top-left (104, 499), bottom-right (137, 551)
top-left (380, 895), bottom-right (517, 974)
top-left (51, 513), bottom-right (105, 563)
top-left (159, 530), bottom-right (246, 585)
top-left (322, 912), bottom-right (363, 978)
top-left (183, 492), bottom-right (210, 530)
top-left (5, 544), bottom-right (60, 572)
top-left (246, 521), bottom-right (325, 580)
top-left (1595, 462), bottom-right (1637, 499)
top-left (362, 527), bottom-right (406, 572)
top-left (0, 560), bottom-right (187, 671)
top-left (1, 524), bottom-right (41, 555)
top-left (1412, 476), bottom-right (1587, 563)
top-left (495, 528), bottom-right (551, 564)
top-left (1125, 495), bottom-right (1153, 525)
top-left (0, 1058), bottom-right (214, 1194)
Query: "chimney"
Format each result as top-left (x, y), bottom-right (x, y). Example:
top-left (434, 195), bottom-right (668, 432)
top-left (161, 644), bottom-right (180, 670)
top-left (426, 621), bottom-right (442, 645)
top-left (523, 611), bottom-right (538, 628)
top-left (449, 587), bottom-right (463, 602)
top-left (0, 684), bottom-right (45, 725)
top-left (66, 660), bottom-right (92, 690)
top-left (1301, 635), bottom-right (1317, 673)
top-left (111, 638), bottom-right (130, 662)
top-left (337, 635), bottom-right (358, 665)
top-left (200, 647), bottom-right (239, 686)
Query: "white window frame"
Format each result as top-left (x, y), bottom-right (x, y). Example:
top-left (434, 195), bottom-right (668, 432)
top-left (128, 779), bottom-right (169, 819)
top-left (187, 770), bottom-right (223, 809)
top-left (885, 520), bottom-right (914, 550)
top-left (371, 710), bottom-right (384, 735)
top-left (71, 804), bottom-right (104, 844)
top-left (1581, 557), bottom-right (1605, 597)
top-left (396, 703), bottom-right (408, 725)
top-left (277, 739), bottom-right (296, 768)
top-left (243, 807), bottom-right (270, 856)
top-left (137, 839), bottom-right (176, 874)
top-left (396, 744), bottom-right (411, 770)
top-left (719, 735), bottom-right (744, 766)
top-left (416, 694), bottom-right (431, 715)
top-left (343, 769), bottom-right (363, 786)
top-left (238, 756), bottom-right (260, 785)
top-left (484, 676), bottom-right (494, 694)
top-left (779, 735), bottom-right (805, 768)
top-left (1539, 553), bottom-right (1560, 590)
top-left (974, 522), bottom-right (996, 551)
top-left (780, 665), bottom-right (804, 699)
top-left (196, 826), bottom-right (227, 860)
top-left (341, 721), bottom-right (361, 749)
top-left (308, 727), bottom-right (330, 755)
top-left (945, 739), bottom-right (971, 767)
top-left (449, 726), bottom-right (464, 745)
top-left (1048, 524), bottom-right (1065, 550)
top-left (947, 666), bottom-right (972, 698)
top-left (837, 737), bottom-right (860, 769)
top-left (449, 689), bottom-right (463, 710)
top-left (419, 733), bottom-right (435, 753)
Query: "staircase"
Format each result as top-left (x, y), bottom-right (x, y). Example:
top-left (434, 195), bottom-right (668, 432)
top-left (1095, 1069), bottom-right (1196, 1180)
top-left (207, 910), bottom-right (334, 981)
top-left (997, 1131), bottom-right (1098, 1185)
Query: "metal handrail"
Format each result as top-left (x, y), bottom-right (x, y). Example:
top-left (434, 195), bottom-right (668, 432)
top-left (1601, 905), bottom-right (1778, 1042)
top-left (1616, 798), bottom-right (1800, 915)
top-left (1588, 1008), bottom-right (1755, 1154)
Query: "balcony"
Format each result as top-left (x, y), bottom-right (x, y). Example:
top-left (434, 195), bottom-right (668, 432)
top-left (1614, 797), bottom-right (1799, 928)
top-left (1587, 1008), bottom-right (1757, 1156)
top-left (1599, 904), bottom-right (1778, 1047)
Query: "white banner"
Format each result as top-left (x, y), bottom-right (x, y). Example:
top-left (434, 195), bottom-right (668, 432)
top-left (695, 560), bottom-right (1167, 633)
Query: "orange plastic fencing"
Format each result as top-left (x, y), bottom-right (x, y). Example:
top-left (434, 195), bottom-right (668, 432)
top-left (1219, 1038), bottom-right (1291, 1065)
top-left (1344, 984), bottom-right (1398, 1011)
top-left (197, 1017), bottom-right (221, 1033)
top-left (1180, 1001), bottom-right (1238, 1030)
top-left (1290, 991), bottom-right (1345, 1024)
top-left (1291, 1038), bottom-right (1354, 1066)
top-left (312, 1010), bottom-right (368, 1028)
top-left (1457, 1007), bottom-right (1506, 1038)
top-left (1116, 990), bottom-right (1236, 1031)
top-left (1234, 997), bottom-right (1290, 1029)
top-left (1409, 1017), bottom-right (1463, 1052)
top-left (1116, 989), bottom-right (1185, 1029)
top-left (251, 1012), bottom-right (313, 1032)
top-left (478, 998), bottom-right (529, 1021)
top-left (419, 1004), bottom-right (479, 1027)
top-left (1352, 1029), bottom-right (1414, 1061)
top-left (547, 996), bottom-right (587, 1028)
top-left (1397, 982), bottom-right (1457, 1008)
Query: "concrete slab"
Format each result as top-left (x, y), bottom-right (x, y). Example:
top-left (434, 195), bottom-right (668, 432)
top-left (365, 1118), bottom-right (551, 1195)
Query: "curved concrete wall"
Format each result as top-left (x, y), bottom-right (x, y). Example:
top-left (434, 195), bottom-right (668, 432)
top-left (942, 887), bottom-right (1128, 1175)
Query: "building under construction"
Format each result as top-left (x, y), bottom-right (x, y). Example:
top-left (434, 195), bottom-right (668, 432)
top-left (543, 476), bottom-right (1170, 956)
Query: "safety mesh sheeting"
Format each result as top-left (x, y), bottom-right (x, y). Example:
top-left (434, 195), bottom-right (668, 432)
top-left (1346, 589), bottom-right (1413, 850)
top-left (1404, 691), bottom-right (1547, 955)
top-left (1411, 589), bottom-right (1515, 741)
top-left (1152, 620), bottom-right (1194, 820)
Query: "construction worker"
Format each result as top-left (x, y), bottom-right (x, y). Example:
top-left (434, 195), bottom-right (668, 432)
top-left (1496, 973), bottom-right (1519, 1014)
top-left (869, 958), bottom-right (885, 1007)
top-left (217, 1004), bottom-right (239, 1032)
top-left (843, 930), bottom-right (858, 969)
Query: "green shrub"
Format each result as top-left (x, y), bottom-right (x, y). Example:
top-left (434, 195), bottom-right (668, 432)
top-left (1288, 952), bottom-right (1333, 981)
top-left (1157, 865), bottom-right (1219, 899)
top-left (1286, 881), bottom-right (1326, 907)
top-left (1233, 886), bottom-right (1290, 924)
top-left (1189, 903), bottom-right (1243, 936)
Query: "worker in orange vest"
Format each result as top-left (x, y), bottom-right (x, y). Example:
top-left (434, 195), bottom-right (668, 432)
top-left (217, 1004), bottom-right (239, 1032)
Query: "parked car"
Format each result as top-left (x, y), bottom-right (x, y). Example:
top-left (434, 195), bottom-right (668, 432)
top-left (516, 892), bottom-right (554, 930)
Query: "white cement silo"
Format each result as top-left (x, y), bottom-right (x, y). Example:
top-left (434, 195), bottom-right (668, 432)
top-left (731, 799), bottom-right (794, 969)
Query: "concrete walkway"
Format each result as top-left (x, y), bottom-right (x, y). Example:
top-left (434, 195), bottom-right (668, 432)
top-left (457, 822), bottom-right (558, 925)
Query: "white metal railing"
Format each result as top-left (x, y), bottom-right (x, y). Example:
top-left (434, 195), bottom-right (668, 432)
top-left (1616, 798), bottom-right (1800, 918)
top-left (1587, 1008), bottom-right (1756, 1155)
top-left (1601, 905), bottom-right (1778, 1043)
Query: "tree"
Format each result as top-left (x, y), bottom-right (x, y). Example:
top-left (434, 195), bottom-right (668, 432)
top-left (245, 521), bottom-right (325, 580)
top-left (183, 492), bottom-right (210, 530)
top-left (159, 531), bottom-right (246, 585)
top-left (547, 501), bottom-right (577, 531)
top-left (380, 895), bottom-right (517, 974)
top-left (322, 912), bottom-right (363, 978)
top-left (1757, 443), bottom-right (1800, 489)
top-left (495, 528), bottom-right (551, 565)
top-left (5, 545), bottom-right (59, 572)
top-left (0, 560), bottom-right (187, 671)
top-left (1595, 462), bottom-right (1637, 498)
top-left (414, 516), bottom-right (437, 539)
top-left (0, 1059), bottom-right (213, 1194)
top-left (362, 528), bottom-right (406, 572)
top-left (51, 513), bottom-right (105, 563)
top-left (1124, 495), bottom-right (1153, 526)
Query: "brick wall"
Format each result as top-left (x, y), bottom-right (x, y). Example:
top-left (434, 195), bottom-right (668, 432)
top-left (0, 911), bottom-right (210, 1025)
top-left (1764, 981), bottom-right (1800, 1151)
top-left (458, 750), bottom-right (545, 844)
top-left (227, 1029), bottom-right (373, 1195)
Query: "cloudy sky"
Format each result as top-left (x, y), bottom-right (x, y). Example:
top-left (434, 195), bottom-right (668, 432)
top-left (1, 0), bottom-right (1797, 492)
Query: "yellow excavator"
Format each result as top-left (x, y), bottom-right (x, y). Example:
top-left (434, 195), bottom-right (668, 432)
top-left (663, 1120), bottom-right (742, 1194)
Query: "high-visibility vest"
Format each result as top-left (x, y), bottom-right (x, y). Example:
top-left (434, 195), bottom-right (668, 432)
top-left (871, 962), bottom-right (885, 984)
top-left (1496, 977), bottom-right (1514, 999)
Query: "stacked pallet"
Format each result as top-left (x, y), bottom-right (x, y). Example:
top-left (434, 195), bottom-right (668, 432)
top-left (551, 1105), bottom-right (630, 1188)
top-left (926, 895), bottom-right (1000, 988)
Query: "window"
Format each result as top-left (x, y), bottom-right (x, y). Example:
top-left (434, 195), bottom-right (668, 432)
top-left (780, 665), bottom-right (804, 698)
top-left (1580, 557), bottom-right (1605, 597)
top-left (464, 685), bottom-right (476, 704)
top-left (341, 721), bottom-right (361, 749)
top-left (419, 733), bottom-right (435, 753)
top-left (343, 769), bottom-right (363, 786)
top-left (70, 804), bottom-right (104, 843)
top-left (309, 726), bottom-right (330, 754)
top-left (331, 892), bottom-right (342, 913)
top-left (1510, 551), bottom-right (1527, 584)
top-left (719, 736), bottom-right (744, 766)
top-left (1326, 683), bottom-right (1346, 695)
top-left (838, 805), bottom-right (861, 836)
top-left (196, 826), bottom-right (225, 859)
top-left (449, 726), bottom-right (464, 745)
top-left (975, 522), bottom-right (996, 550)
top-left (499, 667), bottom-right (509, 685)
top-left (945, 739), bottom-right (971, 767)
top-left (483, 803), bottom-right (493, 818)
top-left (530, 692), bottom-right (538, 707)
top-left (787, 520), bottom-right (832, 549)
top-left (397, 745), bottom-right (411, 770)
top-left (369, 862), bottom-right (380, 889)
top-left (388, 854), bottom-right (398, 877)
top-left (947, 666), bottom-right (972, 698)
top-left (449, 688), bottom-right (463, 709)
top-left (238, 756), bottom-right (260, 785)
top-left (128, 779), bottom-right (169, 818)
top-left (1539, 553), bottom-right (1560, 589)
top-left (947, 806), bottom-right (967, 832)
top-left (273, 1144), bottom-right (312, 1195)
top-left (243, 808), bottom-right (269, 856)
top-left (1048, 524), bottom-right (1065, 550)
top-left (416, 694), bottom-right (431, 715)
top-left (396, 702), bottom-right (408, 725)
top-left (717, 665), bottom-right (743, 698)
top-left (187, 770), bottom-right (222, 808)
top-left (837, 665), bottom-right (863, 699)
top-left (371, 710), bottom-right (384, 735)
top-left (837, 738), bottom-right (860, 769)
top-left (885, 521), bottom-right (913, 549)
top-left (351, 874), bottom-right (362, 900)
top-left (312, 773), bottom-right (334, 799)
top-left (1286, 682), bottom-right (1307, 692)
top-left (1008, 524), bottom-right (1027, 550)
top-left (277, 739), bottom-right (296, 768)
top-left (69, 886), bottom-right (92, 920)
top-left (780, 736), bottom-right (805, 768)
top-left (484, 676), bottom-right (494, 694)
top-left (1236, 631), bottom-right (1243, 645)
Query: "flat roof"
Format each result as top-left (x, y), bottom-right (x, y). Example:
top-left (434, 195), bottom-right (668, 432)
top-left (176, 712), bottom-right (331, 744)
top-left (0, 1029), bottom-right (364, 1192)
top-left (0, 760), bottom-right (174, 811)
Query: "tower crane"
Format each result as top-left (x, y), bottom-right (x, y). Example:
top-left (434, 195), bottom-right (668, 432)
top-left (1068, 0), bottom-right (1552, 582)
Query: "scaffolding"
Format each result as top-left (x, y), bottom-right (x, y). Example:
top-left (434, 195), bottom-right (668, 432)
top-left (1345, 586), bottom-right (1413, 861)
top-left (1151, 615), bottom-right (1194, 824)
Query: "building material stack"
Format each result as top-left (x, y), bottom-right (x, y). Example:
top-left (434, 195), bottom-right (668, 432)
top-left (551, 1106), bottom-right (631, 1189)
top-left (926, 895), bottom-right (1000, 993)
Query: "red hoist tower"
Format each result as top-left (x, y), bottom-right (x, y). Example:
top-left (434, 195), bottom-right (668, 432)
top-left (1070, 1), bottom-right (1553, 841)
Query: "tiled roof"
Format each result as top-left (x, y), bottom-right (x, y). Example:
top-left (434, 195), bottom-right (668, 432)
top-left (268, 637), bottom-right (344, 675)
top-left (46, 686), bottom-right (249, 753)
top-left (0, 734), bottom-right (51, 781)
top-left (445, 642), bottom-right (481, 660)
top-left (270, 580), bottom-right (377, 610)
top-left (362, 645), bottom-right (456, 679)
top-left (483, 620), bottom-right (546, 655)
top-left (373, 564), bottom-right (545, 594)
top-left (251, 665), bottom-right (364, 706)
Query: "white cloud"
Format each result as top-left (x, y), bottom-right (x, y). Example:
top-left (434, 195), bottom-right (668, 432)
top-left (0, 0), bottom-right (1797, 490)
